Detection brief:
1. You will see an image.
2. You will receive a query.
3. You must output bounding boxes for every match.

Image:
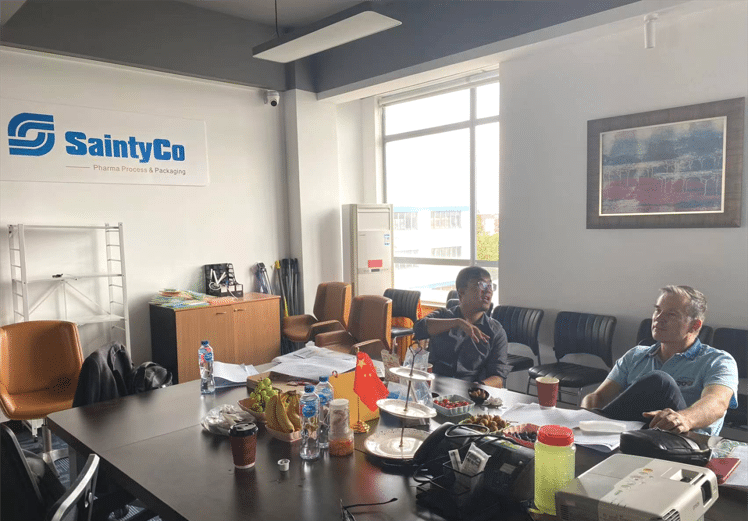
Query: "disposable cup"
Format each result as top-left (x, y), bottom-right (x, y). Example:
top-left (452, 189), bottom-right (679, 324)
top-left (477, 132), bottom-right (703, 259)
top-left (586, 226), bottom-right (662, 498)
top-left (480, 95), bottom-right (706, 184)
top-left (230, 422), bottom-right (258, 469)
top-left (536, 377), bottom-right (559, 407)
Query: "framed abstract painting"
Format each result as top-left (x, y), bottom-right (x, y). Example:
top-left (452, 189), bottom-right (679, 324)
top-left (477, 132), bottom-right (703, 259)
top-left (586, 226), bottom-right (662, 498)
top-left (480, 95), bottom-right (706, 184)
top-left (587, 98), bottom-right (744, 228)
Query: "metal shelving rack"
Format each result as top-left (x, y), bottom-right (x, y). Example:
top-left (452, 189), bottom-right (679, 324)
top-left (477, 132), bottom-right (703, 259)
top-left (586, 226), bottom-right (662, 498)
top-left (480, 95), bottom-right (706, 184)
top-left (8, 223), bottom-right (130, 351)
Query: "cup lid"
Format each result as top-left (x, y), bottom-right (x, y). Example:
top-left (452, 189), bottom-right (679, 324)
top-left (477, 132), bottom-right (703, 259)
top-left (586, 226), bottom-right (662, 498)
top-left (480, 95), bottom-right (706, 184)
top-left (230, 422), bottom-right (257, 437)
top-left (537, 424), bottom-right (574, 446)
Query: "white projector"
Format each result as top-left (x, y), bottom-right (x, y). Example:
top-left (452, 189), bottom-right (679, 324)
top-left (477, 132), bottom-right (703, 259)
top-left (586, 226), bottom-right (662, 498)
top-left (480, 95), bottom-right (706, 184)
top-left (556, 453), bottom-right (718, 520)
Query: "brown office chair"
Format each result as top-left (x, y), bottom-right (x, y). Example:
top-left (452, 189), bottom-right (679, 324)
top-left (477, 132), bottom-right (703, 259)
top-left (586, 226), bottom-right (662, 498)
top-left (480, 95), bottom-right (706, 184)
top-left (0, 321), bottom-right (84, 471)
top-left (314, 295), bottom-right (392, 360)
top-left (282, 282), bottom-right (352, 343)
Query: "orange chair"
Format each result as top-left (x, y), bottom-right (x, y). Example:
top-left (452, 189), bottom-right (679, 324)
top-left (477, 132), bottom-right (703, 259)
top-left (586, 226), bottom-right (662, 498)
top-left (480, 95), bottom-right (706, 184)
top-left (282, 282), bottom-right (352, 343)
top-left (0, 321), bottom-right (84, 470)
top-left (314, 295), bottom-right (392, 360)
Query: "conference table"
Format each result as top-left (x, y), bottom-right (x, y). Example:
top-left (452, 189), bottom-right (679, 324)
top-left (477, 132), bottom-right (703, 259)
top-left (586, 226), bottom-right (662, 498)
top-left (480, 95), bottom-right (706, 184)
top-left (48, 373), bottom-right (747, 521)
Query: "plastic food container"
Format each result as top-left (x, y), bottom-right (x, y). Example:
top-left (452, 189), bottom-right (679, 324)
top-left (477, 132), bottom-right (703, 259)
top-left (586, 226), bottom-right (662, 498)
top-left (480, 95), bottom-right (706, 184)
top-left (328, 398), bottom-right (354, 456)
top-left (432, 395), bottom-right (474, 416)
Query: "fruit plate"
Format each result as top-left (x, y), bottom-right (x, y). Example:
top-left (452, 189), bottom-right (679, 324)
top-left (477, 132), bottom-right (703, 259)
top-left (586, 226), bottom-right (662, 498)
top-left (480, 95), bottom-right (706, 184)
top-left (265, 425), bottom-right (301, 442)
top-left (432, 395), bottom-right (474, 416)
top-left (237, 398), bottom-right (267, 423)
top-left (501, 423), bottom-right (539, 449)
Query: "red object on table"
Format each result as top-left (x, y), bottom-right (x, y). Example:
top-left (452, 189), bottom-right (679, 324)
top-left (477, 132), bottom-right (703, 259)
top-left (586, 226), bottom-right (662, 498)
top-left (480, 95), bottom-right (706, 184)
top-left (353, 352), bottom-right (388, 411)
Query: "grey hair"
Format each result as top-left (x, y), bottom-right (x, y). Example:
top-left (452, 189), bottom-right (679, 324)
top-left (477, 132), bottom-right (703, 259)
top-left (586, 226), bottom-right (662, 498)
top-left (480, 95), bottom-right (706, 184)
top-left (659, 285), bottom-right (707, 323)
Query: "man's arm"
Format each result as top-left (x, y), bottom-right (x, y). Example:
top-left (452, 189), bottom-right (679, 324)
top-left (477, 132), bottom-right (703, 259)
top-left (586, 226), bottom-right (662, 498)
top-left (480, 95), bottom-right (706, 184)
top-left (581, 379), bottom-right (622, 410)
top-left (421, 317), bottom-right (490, 344)
top-left (643, 384), bottom-right (734, 433)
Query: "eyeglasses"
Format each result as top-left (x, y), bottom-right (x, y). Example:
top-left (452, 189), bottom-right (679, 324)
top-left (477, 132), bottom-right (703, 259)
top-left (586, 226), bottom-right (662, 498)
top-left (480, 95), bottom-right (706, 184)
top-left (477, 281), bottom-right (497, 292)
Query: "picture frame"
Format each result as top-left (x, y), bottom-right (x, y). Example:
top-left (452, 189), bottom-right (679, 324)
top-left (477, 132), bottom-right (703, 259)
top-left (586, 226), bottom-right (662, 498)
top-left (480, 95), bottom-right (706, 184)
top-left (587, 97), bottom-right (744, 229)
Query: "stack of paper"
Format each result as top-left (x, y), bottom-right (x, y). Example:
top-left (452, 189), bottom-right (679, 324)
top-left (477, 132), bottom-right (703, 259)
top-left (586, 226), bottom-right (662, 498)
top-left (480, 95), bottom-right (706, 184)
top-left (269, 346), bottom-right (384, 381)
top-left (501, 403), bottom-right (645, 452)
top-left (213, 361), bottom-right (258, 388)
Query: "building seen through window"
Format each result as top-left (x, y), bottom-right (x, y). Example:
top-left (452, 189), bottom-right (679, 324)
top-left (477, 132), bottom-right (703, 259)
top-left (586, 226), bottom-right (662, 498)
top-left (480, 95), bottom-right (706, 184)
top-left (383, 79), bottom-right (499, 304)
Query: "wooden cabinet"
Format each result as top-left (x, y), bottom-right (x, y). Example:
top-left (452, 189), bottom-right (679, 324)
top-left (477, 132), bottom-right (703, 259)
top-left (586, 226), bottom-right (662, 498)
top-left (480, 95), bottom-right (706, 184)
top-left (150, 293), bottom-right (281, 383)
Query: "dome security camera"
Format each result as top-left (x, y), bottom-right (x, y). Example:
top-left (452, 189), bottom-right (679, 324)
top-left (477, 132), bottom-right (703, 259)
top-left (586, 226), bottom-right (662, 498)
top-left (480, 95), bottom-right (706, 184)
top-left (265, 90), bottom-right (280, 107)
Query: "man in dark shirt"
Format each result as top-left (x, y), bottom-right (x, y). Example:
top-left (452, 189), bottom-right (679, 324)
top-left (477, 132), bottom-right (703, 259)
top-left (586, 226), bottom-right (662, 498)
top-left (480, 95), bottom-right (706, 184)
top-left (413, 266), bottom-right (510, 388)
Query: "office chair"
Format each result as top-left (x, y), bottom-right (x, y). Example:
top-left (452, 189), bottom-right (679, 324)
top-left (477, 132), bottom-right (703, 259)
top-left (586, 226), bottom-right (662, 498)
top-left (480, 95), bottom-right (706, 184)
top-left (636, 318), bottom-right (714, 346)
top-left (282, 282), bottom-right (352, 343)
top-left (527, 311), bottom-right (616, 406)
top-left (315, 295), bottom-right (392, 360)
top-left (491, 306), bottom-right (544, 373)
top-left (446, 290), bottom-right (459, 305)
top-left (0, 321), bottom-right (84, 472)
top-left (384, 288), bottom-right (420, 340)
top-left (1, 423), bottom-right (100, 520)
top-left (712, 327), bottom-right (747, 429)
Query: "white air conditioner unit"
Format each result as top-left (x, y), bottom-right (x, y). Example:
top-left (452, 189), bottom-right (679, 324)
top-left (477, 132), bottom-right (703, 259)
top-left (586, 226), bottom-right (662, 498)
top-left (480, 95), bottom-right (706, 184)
top-left (342, 204), bottom-right (393, 296)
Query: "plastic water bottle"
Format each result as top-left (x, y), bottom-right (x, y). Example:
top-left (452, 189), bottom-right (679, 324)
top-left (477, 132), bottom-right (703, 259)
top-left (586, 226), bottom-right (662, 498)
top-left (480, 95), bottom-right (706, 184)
top-left (198, 340), bottom-right (215, 394)
top-left (299, 385), bottom-right (320, 460)
top-left (314, 376), bottom-right (334, 449)
top-left (534, 424), bottom-right (575, 515)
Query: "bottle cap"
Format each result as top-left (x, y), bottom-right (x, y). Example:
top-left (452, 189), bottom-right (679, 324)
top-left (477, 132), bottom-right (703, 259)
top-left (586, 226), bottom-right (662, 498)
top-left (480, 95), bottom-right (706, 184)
top-left (319, 376), bottom-right (328, 382)
top-left (537, 424), bottom-right (574, 446)
top-left (201, 340), bottom-right (209, 345)
top-left (304, 385), bottom-right (315, 393)
top-left (229, 422), bottom-right (257, 438)
top-left (278, 459), bottom-right (290, 471)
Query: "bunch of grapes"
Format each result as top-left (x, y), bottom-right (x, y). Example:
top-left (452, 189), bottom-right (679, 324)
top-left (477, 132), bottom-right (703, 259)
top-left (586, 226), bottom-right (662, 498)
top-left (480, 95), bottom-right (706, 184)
top-left (247, 377), bottom-right (278, 412)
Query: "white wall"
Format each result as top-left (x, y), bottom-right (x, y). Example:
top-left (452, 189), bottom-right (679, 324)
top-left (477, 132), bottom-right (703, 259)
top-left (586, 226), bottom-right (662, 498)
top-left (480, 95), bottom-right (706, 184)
top-left (498, 1), bottom-right (748, 369)
top-left (0, 49), bottom-right (288, 364)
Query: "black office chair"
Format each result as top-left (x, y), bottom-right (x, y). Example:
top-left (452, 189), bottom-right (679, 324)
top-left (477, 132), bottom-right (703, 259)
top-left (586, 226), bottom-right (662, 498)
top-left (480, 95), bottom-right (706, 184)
top-left (712, 328), bottom-right (747, 430)
top-left (1, 423), bottom-right (100, 520)
top-left (446, 290), bottom-right (459, 305)
top-left (636, 318), bottom-right (714, 346)
top-left (491, 306), bottom-right (544, 373)
top-left (527, 311), bottom-right (616, 406)
top-left (384, 288), bottom-right (421, 341)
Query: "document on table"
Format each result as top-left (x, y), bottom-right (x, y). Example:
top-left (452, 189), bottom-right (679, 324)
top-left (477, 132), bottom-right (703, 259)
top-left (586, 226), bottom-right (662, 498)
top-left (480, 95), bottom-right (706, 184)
top-left (270, 346), bottom-right (385, 381)
top-left (213, 361), bottom-right (259, 388)
top-left (501, 402), bottom-right (645, 452)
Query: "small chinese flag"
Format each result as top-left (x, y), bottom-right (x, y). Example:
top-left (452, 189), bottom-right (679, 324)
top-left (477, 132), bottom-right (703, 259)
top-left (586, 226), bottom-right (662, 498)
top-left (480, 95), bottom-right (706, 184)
top-left (353, 352), bottom-right (389, 411)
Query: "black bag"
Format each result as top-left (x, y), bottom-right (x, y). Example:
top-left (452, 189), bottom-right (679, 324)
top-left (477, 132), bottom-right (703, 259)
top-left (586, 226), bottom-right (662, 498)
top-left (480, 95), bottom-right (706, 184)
top-left (619, 428), bottom-right (711, 466)
top-left (128, 362), bottom-right (173, 394)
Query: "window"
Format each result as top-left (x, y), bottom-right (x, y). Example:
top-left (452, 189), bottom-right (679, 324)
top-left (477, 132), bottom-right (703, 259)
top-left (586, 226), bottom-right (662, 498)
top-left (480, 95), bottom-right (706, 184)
top-left (382, 77), bottom-right (500, 304)
top-left (394, 211), bottom-right (418, 231)
top-left (431, 246), bottom-right (462, 258)
top-left (431, 211), bottom-right (462, 229)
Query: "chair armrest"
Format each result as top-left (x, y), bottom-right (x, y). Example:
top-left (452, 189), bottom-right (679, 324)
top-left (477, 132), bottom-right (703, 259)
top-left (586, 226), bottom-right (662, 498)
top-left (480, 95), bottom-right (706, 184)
top-left (315, 330), bottom-right (354, 347)
top-left (353, 339), bottom-right (388, 361)
top-left (310, 320), bottom-right (345, 338)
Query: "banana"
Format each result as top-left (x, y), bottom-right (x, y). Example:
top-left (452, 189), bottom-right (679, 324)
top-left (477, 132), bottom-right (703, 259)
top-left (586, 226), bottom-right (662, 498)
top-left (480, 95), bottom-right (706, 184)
top-left (265, 394), bottom-right (280, 431)
top-left (286, 392), bottom-right (302, 431)
top-left (275, 392), bottom-right (295, 433)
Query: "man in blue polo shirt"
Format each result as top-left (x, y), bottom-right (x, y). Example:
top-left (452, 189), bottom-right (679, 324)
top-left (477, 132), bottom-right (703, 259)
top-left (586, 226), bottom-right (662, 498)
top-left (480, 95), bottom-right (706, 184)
top-left (582, 285), bottom-right (738, 436)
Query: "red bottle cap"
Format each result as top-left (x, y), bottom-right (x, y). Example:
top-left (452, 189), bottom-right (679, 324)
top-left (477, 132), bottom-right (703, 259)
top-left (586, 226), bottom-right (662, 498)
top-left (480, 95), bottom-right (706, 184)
top-left (537, 424), bottom-right (574, 446)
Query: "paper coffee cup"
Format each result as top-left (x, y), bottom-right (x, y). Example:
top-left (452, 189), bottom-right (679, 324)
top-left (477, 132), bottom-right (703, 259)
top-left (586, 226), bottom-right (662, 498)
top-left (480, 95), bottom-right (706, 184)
top-left (536, 377), bottom-right (559, 407)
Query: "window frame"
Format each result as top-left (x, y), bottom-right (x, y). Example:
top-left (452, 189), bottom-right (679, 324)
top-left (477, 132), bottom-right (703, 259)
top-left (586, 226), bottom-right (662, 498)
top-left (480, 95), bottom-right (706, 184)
top-left (381, 77), bottom-right (500, 281)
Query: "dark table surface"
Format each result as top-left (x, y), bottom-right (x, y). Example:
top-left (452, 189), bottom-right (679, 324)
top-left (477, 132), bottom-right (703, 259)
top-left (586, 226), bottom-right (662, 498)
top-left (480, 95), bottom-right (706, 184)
top-left (48, 375), bottom-right (748, 521)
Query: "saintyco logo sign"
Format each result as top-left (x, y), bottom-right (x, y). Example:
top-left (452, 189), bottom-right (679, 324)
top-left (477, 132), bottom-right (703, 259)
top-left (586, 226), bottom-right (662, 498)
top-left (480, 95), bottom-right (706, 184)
top-left (7, 112), bottom-right (186, 163)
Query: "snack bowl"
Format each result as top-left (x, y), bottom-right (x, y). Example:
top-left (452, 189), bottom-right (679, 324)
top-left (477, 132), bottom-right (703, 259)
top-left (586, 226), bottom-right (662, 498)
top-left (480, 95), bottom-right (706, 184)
top-left (237, 398), bottom-right (267, 424)
top-left (433, 395), bottom-right (473, 416)
top-left (467, 387), bottom-right (489, 405)
top-left (501, 423), bottom-right (539, 449)
top-left (265, 425), bottom-right (301, 442)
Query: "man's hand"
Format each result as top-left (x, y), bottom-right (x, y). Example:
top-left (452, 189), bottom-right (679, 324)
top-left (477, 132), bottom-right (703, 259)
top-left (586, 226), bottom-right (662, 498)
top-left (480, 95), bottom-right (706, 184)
top-left (458, 319), bottom-right (489, 345)
top-left (643, 408), bottom-right (692, 433)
